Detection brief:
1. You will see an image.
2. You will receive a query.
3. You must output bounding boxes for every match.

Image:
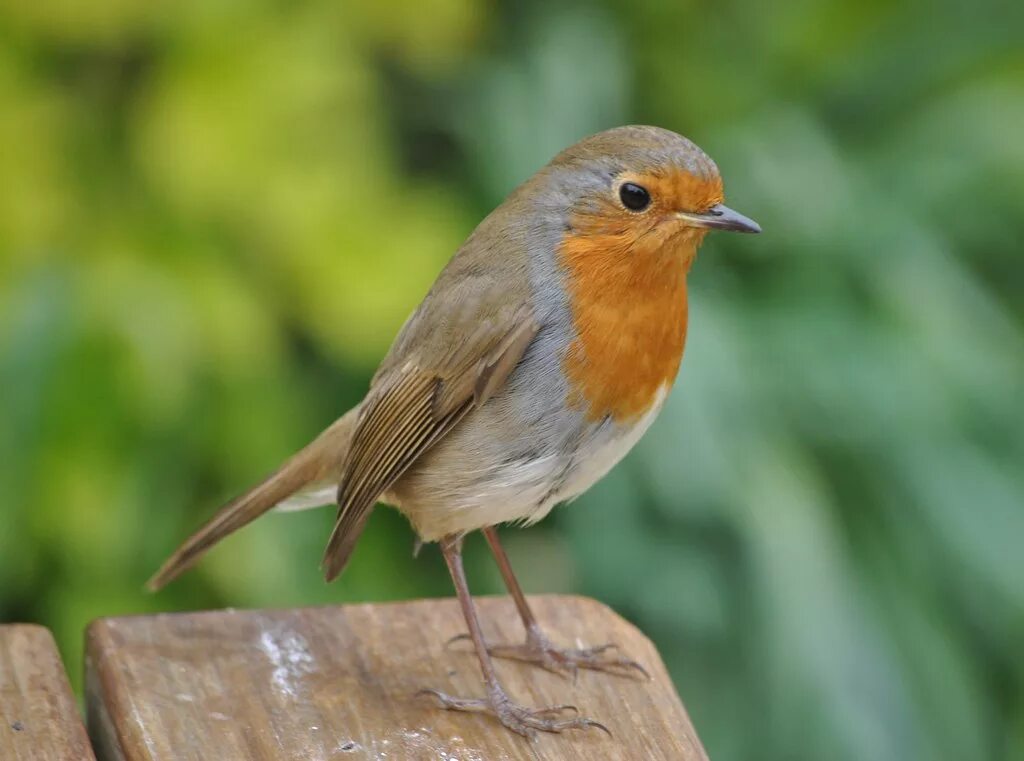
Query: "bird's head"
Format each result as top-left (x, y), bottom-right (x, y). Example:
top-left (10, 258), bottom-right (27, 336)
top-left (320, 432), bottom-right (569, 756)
top-left (536, 125), bottom-right (759, 271)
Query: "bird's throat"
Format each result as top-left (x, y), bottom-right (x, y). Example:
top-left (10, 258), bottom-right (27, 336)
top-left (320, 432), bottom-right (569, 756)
top-left (559, 230), bottom-right (691, 423)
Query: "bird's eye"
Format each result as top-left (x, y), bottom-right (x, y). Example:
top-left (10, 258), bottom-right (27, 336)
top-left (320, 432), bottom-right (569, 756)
top-left (619, 182), bottom-right (651, 212)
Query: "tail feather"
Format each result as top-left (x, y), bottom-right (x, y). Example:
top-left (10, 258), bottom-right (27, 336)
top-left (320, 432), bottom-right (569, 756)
top-left (147, 407), bottom-right (359, 591)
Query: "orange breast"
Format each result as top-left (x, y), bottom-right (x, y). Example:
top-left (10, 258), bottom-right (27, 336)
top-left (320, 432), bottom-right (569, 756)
top-left (559, 219), bottom-right (692, 423)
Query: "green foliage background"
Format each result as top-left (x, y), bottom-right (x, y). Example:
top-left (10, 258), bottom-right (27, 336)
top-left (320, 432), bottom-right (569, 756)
top-left (1, 1), bottom-right (1022, 758)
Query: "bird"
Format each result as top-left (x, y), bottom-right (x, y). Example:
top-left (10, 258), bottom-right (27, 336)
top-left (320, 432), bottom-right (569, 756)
top-left (147, 125), bottom-right (760, 738)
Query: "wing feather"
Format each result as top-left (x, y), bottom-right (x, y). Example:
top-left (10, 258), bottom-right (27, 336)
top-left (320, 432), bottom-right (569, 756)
top-left (321, 307), bottom-right (538, 580)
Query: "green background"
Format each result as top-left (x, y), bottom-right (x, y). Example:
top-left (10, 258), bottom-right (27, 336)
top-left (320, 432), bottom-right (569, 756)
top-left (1, 1), bottom-right (1022, 759)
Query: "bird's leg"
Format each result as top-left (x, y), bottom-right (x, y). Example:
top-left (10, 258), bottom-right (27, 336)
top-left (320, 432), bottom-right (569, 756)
top-left (419, 534), bottom-right (607, 738)
top-left (475, 526), bottom-right (649, 680)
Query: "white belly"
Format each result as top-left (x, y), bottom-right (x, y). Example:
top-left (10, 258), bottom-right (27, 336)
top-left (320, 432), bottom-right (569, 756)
top-left (391, 386), bottom-right (669, 539)
top-left (531, 384), bottom-right (668, 521)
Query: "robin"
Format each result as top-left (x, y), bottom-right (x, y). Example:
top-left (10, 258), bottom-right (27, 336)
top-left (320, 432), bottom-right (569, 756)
top-left (148, 125), bottom-right (760, 737)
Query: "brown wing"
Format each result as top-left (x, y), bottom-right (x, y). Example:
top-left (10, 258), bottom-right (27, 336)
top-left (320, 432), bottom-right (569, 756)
top-left (322, 306), bottom-right (538, 580)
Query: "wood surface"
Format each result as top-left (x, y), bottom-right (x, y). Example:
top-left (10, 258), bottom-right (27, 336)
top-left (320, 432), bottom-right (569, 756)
top-left (86, 595), bottom-right (707, 760)
top-left (0, 623), bottom-right (96, 761)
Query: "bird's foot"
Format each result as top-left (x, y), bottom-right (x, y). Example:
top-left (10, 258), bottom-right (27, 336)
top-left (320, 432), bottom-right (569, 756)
top-left (417, 685), bottom-right (609, 739)
top-left (448, 627), bottom-right (649, 681)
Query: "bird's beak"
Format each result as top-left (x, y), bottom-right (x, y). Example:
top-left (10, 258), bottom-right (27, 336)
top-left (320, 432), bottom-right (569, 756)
top-left (676, 203), bottom-right (761, 234)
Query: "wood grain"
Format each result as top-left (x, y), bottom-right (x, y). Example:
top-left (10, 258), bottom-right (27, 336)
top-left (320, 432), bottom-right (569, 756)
top-left (0, 624), bottom-right (96, 761)
top-left (86, 595), bottom-right (707, 760)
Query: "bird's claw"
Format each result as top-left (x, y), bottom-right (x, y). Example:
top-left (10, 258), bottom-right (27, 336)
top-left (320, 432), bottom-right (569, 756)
top-left (417, 688), bottom-right (609, 739)
top-left (495, 640), bottom-right (649, 681)
top-left (447, 629), bottom-right (649, 681)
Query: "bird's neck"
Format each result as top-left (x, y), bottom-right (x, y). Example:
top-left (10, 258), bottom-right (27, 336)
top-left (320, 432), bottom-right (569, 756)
top-left (559, 232), bottom-right (695, 423)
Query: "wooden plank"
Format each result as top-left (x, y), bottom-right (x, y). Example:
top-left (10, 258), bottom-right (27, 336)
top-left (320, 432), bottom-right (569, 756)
top-left (0, 624), bottom-right (96, 761)
top-left (86, 595), bottom-right (707, 760)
